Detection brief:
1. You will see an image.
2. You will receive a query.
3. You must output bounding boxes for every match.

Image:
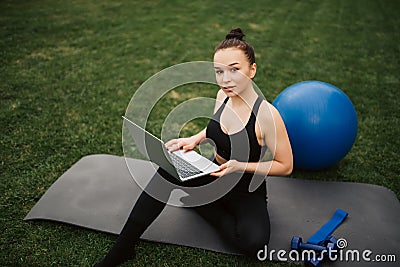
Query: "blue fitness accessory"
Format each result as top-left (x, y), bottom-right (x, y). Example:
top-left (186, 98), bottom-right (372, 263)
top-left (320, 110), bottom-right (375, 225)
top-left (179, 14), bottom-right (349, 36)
top-left (273, 81), bottom-right (358, 170)
top-left (291, 209), bottom-right (348, 267)
top-left (307, 209), bottom-right (348, 245)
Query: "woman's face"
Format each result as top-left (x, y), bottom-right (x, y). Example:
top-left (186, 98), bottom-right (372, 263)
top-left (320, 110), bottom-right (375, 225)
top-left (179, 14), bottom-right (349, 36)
top-left (213, 47), bottom-right (256, 97)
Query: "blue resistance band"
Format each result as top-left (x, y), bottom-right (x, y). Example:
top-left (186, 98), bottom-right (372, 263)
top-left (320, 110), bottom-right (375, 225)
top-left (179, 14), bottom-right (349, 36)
top-left (307, 209), bottom-right (348, 245)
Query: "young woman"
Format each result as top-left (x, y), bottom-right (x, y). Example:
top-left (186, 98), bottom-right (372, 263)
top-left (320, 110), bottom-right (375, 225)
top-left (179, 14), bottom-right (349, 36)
top-left (95, 28), bottom-right (293, 267)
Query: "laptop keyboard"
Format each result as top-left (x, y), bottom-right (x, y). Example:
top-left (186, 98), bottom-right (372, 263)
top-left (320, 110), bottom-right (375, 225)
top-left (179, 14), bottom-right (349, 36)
top-left (169, 152), bottom-right (202, 179)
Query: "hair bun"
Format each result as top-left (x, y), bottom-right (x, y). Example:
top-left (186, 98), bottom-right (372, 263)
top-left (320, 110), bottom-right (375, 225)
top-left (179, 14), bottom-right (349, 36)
top-left (225, 28), bottom-right (245, 40)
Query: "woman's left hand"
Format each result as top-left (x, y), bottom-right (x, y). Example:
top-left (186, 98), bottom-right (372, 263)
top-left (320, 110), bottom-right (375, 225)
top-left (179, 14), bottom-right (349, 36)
top-left (210, 160), bottom-right (245, 177)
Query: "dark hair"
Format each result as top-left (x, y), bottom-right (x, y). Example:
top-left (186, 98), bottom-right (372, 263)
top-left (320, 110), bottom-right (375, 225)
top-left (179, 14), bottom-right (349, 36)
top-left (215, 28), bottom-right (256, 65)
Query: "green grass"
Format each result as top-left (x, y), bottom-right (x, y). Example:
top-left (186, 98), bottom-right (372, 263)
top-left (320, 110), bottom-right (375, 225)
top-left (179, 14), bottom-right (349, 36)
top-left (1, 0), bottom-right (399, 266)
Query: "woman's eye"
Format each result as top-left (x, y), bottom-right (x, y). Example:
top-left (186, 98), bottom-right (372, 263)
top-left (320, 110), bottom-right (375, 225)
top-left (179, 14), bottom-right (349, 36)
top-left (215, 70), bottom-right (223, 75)
top-left (231, 68), bottom-right (238, 72)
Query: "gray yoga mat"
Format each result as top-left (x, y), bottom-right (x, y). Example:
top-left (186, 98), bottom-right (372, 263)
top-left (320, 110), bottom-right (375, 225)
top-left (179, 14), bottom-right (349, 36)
top-left (25, 154), bottom-right (400, 266)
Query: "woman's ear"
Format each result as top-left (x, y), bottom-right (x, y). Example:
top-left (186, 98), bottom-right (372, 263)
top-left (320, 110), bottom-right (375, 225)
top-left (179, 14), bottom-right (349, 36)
top-left (250, 63), bottom-right (257, 79)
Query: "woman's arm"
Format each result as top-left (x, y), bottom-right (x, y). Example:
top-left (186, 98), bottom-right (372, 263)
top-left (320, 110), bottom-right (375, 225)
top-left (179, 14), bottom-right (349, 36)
top-left (165, 128), bottom-right (206, 151)
top-left (257, 103), bottom-right (293, 176)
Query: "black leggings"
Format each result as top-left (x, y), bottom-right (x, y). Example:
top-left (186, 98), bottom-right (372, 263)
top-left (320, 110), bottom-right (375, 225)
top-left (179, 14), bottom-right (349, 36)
top-left (95, 168), bottom-right (270, 266)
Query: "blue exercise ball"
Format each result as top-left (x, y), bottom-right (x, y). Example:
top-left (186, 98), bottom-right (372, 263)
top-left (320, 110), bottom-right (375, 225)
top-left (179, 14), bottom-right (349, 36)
top-left (273, 81), bottom-right (358, 170)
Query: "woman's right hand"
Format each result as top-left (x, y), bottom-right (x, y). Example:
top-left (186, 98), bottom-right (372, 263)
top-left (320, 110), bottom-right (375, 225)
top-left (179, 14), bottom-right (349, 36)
top-left (165, 137), bottom-right (197, 152)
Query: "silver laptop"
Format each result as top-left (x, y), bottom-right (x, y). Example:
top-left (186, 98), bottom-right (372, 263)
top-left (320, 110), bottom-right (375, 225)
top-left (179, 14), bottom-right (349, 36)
top-left (123, 116), bottom-right (220, 181)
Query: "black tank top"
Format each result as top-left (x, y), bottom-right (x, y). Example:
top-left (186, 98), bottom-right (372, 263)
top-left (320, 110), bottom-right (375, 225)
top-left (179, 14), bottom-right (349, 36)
top-left (206, 96), bottom-right (267, 162)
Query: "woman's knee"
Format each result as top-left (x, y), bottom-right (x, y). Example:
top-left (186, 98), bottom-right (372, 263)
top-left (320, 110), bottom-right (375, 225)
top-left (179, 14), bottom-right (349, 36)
top-left (236, 221), bottom-right (270, 256)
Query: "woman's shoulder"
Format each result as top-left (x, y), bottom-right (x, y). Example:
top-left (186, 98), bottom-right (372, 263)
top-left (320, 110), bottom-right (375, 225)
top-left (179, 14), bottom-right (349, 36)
top-left (257, 98), bottom-right (281, 125)
top-left (213, 89), bottom-right (227, 112)
top-left (216, 89), bottom-right (227, 102)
